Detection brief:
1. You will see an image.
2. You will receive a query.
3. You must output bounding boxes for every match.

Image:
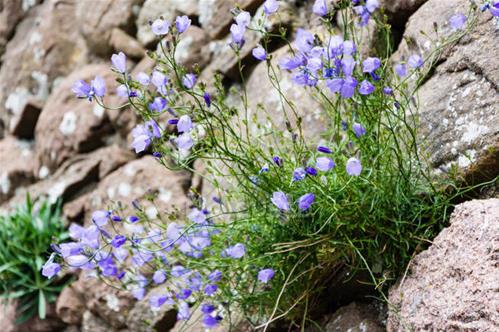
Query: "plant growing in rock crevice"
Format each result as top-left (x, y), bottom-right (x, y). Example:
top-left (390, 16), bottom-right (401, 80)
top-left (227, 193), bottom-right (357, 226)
top-left (44, 0), bottom-right (497, 330)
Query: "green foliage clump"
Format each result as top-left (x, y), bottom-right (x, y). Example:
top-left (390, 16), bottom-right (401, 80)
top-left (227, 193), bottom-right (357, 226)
top-left (0, 196), bottom-right (67, 323)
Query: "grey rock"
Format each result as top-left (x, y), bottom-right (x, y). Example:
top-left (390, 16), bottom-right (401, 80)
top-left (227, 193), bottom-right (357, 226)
top-left (198, 0), bottom-right (264, 39)
top-left (109, 28), bottom-right (146, 60)
top-left (392, 0), bottom-right (499, 183)
top-left (319, 302), bottom-right (385, 332)
top-left (33, 64), bottom-right (128, 173)
top-left (76, 0), bottom-right (143, 57)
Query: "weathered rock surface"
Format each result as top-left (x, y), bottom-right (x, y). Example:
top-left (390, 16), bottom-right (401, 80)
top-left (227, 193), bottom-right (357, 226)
top-left (201, 1), bottom-right (296, 80)
top-left (76, 0), bottom-right (142, 57)
top-left (34, 64), bottom-right (128, 173)
top-left (381, 0), bottom-right (429, 27)
top-left (0, 0), bottom-right (42, 59)
top-left (392, 0), bottom-right (499, 183)
top-left (174, 25), bottom-right (212, 70)
top-left (317, 302), bottom-right (385, 332)
top-left (64, 156), bottom-right (191, 226)
top-left (387, 199), bottom-right (499, 331)
top-left (74, 276), bottom-right (133, 329)
top-left (199, 0), bottom-right (264, 39)
top-left (126, 286), bottom-right (177, 332)
top-left (109, 28), bottom-right (146, 60)
top-left (135, 0), bottom-right (186, 47)
top-left (56, 285), bottom-right (86, 325)
top-left (81, 310), bottom-right (117, 332)
top-left (0, 301), bottom-right (65, 332)
top-left (0, 136), bottom-right (35, 203)
top-left (8, 98), bottom-right (43, 139)
top-left (0, 0), bottom-right (23, 58)
top-left (244, 45), bottom-right (327, 143)
top-left (4, 145), bottom-right (133, 213)
top-left (0, 0), bottom-right (88, 136)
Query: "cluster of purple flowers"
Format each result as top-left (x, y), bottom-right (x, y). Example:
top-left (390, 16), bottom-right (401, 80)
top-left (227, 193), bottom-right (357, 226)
top-left (43, 204), bottom-right (275, 329)
top-left (232, 0), bottom-right (279, 49)
top-left (57, 1), bottom-right (493, 328)
top-left (481, 0), bottom-right (499, 17)
top-left (268, 144), bottom-right (363, 213)
top-left (352, 0), bottom-right (379, 26)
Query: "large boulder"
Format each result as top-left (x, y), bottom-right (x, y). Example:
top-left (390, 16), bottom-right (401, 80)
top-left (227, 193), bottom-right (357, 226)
top-left (387, 199), bottom-right (499, 331)
top-left (392, 0), bottom-right (499, 184)
top-left (0, 0), bottom-right (88, 137)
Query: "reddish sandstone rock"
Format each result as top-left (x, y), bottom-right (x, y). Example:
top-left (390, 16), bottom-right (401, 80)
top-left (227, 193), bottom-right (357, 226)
top-left (56, 286), bottom-right (85, 325)
top-left (76, 0), bottom-right (143, 57)
top-left (33, 64), bottom-right (134, 173)
top-left (4, 145), bottom-right (133, 213)
top-left (66, 156), bottom-right (191, 226)
top-left (387, 199), bottom-right (499, 331)
top-left (0, 0), bottom-right (89, 136)
top-left (0, 136), bottom-right (35, 204)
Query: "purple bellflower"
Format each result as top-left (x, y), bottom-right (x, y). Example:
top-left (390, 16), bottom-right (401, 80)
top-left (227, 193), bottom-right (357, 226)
top-left (263, 0), bottom-right (279, 15)
top-left (362, 57), bottom-right (381, 73)
top-left (252, 45), bottom-right (267, 61)
top-left (352, 122), bottom-right (366, 138)
top-left (131, 120), bottom-right (161, 153)
top-left (408, 54), bottom-right (423, 68)
top-left (313, 0), bottom-right (328, 16)
top-left (72, 76), bottom-right (106, 101)
top-left (449, 13), bottom-right (467, 30)
top-left (395, 63), bottom-right (407, 77)
top-left (177, 115), bottom-right (193, 133)
top-left (224, 243), bottom-right (246, 259)
top-left (151, 19), bottom-right (169, 35)
top-left (316, 157), bottom-right (335, 171)
top-left (346, 157), bottom-right (362, 176)
top-left (271, 191), bottom-right (290, 211)
top-left (175, 15), bottom-right (191, 33)
top-left (182, 73), bottom-right (197, 89)
top-left (111, 52), bottom-right (126, 73)
top-left (358, 80), bottom-right (375, 95)
top-left (257, 268), bottom-right (275, 283)
top-left (297, 193), bottom-right (315, 211)
top-left (327, 77), bottom-right (358, 98)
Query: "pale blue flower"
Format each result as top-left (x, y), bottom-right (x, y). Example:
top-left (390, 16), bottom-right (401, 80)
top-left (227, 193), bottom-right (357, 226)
top-left (346, 157), bottom-right (362, 176)
top-left (111, 51), bottom-right (126, 73)
top-left (257, 268), bottom-right (275, 283)
top-left (271, 191), bottom-right (290, 211)
top-left (151, 19), bottom-right (169, 35)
